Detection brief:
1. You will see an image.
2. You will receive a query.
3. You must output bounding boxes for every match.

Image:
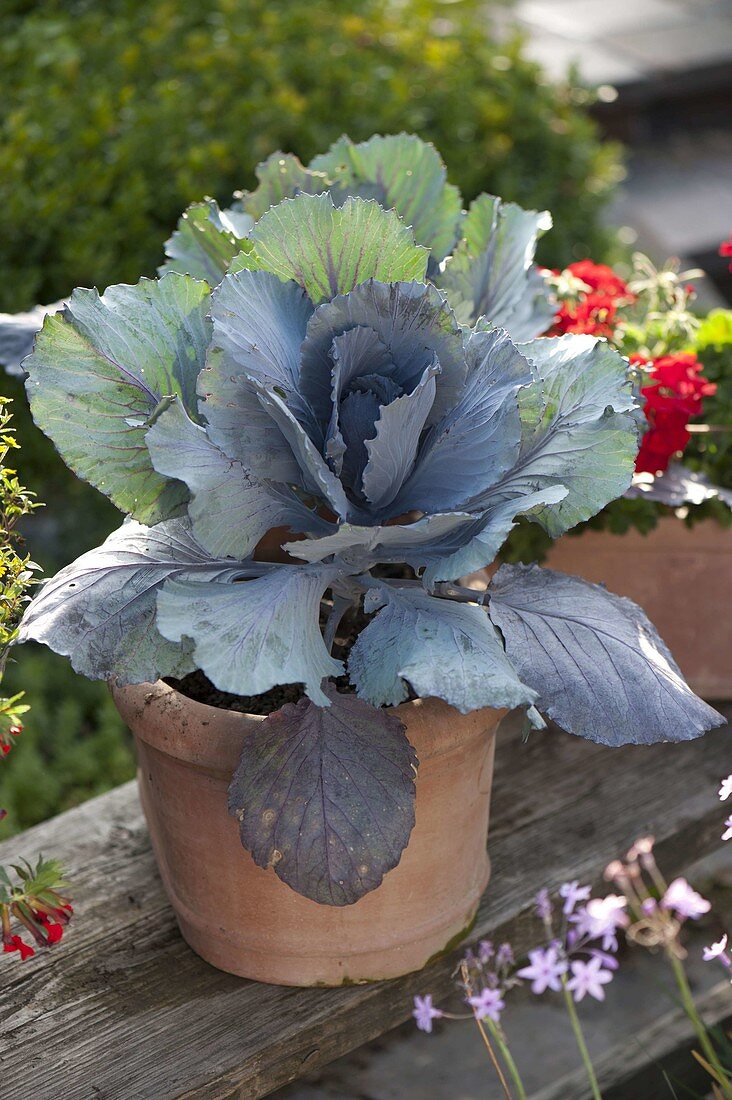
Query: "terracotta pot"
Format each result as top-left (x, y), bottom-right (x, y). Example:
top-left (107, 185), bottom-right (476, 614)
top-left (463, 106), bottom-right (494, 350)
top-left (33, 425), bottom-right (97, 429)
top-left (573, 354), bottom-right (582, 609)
top-left (112, 680), bottom-right (504, 986)
top-left (544, 517), bottom-right (732, 699)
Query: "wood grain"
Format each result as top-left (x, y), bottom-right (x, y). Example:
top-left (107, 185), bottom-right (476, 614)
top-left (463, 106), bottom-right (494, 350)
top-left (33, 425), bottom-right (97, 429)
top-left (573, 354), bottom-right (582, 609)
top-left (0, 708), bottom-right (729, 1100)
top-left (531, 980), bottom-right (732, 1100)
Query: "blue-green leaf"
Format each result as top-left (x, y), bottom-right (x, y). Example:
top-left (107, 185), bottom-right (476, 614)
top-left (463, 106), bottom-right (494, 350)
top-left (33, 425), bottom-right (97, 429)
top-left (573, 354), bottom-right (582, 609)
top-left (160, 199), bottom-right (253, 283)
top-left (146, 400), bottom-right (333, 558)
top-left (393, 327), bottom-right (531, 514)
top-left (157, 565), bottom-right (342, 705)
top-left (237, 151), bottom-right (330, 219)
top-left (476, 334), bottom-right (639, 535)
top-left (209, 268), bottom-right (315, 430)
top-left (435, 193), bottom-right (553, 338)
top-left (488, 564), bottom-right (725, 746)
top-left (349, 584), bottom-right (535, 712)
top-left (17, 517), bottom-right (244, 683)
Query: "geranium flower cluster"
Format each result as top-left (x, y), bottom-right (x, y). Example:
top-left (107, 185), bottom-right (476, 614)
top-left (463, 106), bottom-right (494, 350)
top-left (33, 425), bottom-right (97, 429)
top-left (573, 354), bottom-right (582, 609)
top-left (634, 352), bottom-right (717, 475)
top-left (549, 260), bottom-right (634, 339)
top-left (549, 256), bottom-right (719, 477)
top-left (1, 856), bottom-right (73, 961)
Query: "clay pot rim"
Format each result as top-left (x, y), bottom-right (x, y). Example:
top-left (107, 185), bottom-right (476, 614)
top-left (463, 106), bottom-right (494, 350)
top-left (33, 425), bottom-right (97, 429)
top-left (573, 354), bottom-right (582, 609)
top-left (112, 678), bottom-right (506, 773)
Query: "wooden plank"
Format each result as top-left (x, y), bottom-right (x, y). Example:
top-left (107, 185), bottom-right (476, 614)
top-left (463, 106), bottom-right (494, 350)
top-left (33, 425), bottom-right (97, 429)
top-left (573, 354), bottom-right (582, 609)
top-left (0, 708), bottom-right (729, 1100)
top-left (530, 980), bottom-right (732, 1100)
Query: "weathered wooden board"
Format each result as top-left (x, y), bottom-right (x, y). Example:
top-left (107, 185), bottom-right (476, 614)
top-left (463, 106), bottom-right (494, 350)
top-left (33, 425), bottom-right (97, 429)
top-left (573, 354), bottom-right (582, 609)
top-left (0, 709), bottom-right (729, 1100)
top-left (531, 979), bottom-right (732, 1100)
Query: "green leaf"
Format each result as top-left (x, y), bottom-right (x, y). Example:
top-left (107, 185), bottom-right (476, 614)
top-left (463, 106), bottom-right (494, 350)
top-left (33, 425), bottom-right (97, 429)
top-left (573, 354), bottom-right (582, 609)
top-left (237, 151), bottom-right (330, 219)
top-left (24, 275), bottom-right (211, 524)
top-left (236, 193), bottom-right (429, 303)
top-left (695, 308), bottom-right (732, 350)
top-left (312, 133), bottom-right (463, 262)
top-left (159, 199), bottom-right (253, 283)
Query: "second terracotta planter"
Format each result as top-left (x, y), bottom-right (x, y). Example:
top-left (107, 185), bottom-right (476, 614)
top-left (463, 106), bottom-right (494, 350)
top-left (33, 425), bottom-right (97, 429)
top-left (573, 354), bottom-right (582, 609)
top-left (544, 517), bottom-right (731, 699)
top-left (113, 680), bottom-right (504, 986)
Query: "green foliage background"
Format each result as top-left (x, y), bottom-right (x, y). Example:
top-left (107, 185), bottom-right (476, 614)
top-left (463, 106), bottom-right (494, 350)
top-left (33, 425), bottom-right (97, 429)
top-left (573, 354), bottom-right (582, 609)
top-left (0, 0), bottom-right (622, 313)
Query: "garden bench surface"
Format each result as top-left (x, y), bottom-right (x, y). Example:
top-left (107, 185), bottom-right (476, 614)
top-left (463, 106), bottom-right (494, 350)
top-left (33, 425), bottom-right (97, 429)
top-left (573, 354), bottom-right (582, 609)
top-left (0, 708), bottom-right (729, 1100)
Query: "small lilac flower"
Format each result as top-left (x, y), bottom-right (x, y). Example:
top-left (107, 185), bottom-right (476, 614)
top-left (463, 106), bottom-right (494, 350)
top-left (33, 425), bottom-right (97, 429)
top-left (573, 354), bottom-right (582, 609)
top-left (413, 994), bottom-right (443, 1033)
top-left (722, 816), bottom-right (732, 842)
top-left (559, 880), bottom-right (592, 916)
top-left (719, 775), bottom-right (732, 802)
top-left (588, 947), bottom-right (620, 971)
top-left (702, 934), bottom-right (731, 969)
top-left (641, 897), bottom-right (658, 916)
top-left (478, 939), bottom-right (494, 964)
top-left (662, 878), bottom-right (711, 921)
top-left (496, 942), bottom-right (514, 969)
top-left (517, 945), bottom-right (567, 994)
top-left (468, 986), bottom-right (505, 1022)
top-left (535, 888), bottom-right (552, 922)
top-left (573, 895), bottom-right (628, 951)
top-left (462, 947), bottom-right (478, 968)
top-left (566, 956), bottom-right (614, 1002)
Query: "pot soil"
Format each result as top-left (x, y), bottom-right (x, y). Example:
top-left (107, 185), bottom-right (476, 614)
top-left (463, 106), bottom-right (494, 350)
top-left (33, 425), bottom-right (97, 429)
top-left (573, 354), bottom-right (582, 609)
top-left (112, 679), bottom-right (504, 986)
top-left (544, 516), bottom-right (731, 699)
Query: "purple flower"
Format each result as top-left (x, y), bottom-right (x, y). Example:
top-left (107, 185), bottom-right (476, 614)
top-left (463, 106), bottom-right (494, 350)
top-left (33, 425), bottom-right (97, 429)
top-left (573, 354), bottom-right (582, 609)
top-left (719, 775), bottom-right (732, 802)
top-left (478, 939), bottom-right (494, 964)
top-left (587, 947), bottom-right (620, 971)
top-left (566, 956), bottom-right (614, 1002)
top-left (722, 816), bottom-right (732, 842)
top-left (517, 945), bottom-right (567, 994)
top-left (702, 934), bottom-right (731, 970)
top-left (572, 895), bottom-right (628, 951)
top-left (535, 888), bottom-right (552, 922)
top-left (496, 942), bottom-right (514, 969)
top-left (413, 994), bottom-right (443, 1033)
top-left (559, 880), bottom-right (592, 916)
top-left (467, 986), bottom-right (505, 1022)
top-left (462, 947), bottom-right (478, 968)
top-left (662, 878), bottom-right (711, 921)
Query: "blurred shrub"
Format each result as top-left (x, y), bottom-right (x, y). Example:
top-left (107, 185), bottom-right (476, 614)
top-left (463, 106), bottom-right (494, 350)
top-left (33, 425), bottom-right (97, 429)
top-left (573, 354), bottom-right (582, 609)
top-left (0, 0), bottom-right (622, 312)
top-left (0, 647), bottom-right (133, 836)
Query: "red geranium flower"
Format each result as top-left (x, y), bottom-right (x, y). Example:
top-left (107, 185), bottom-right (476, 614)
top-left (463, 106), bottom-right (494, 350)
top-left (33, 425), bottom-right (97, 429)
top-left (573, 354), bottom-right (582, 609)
top-left (2, 933), bottom-right (35, 961)
top-left (552, 260), bottom-right (633, 339)
top-left (634, 353), bottom-right (716, 475)
top-left (720, 236), bottom-right (732, 271)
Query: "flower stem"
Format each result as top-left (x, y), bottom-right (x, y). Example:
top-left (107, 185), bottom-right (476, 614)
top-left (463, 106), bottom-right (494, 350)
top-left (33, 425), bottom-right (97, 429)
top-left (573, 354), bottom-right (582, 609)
top-left (561, 976), bottom-right (603, 1100)
top-left (487, 1020), bottom-right (528, 1100)
top-left (472, 1014), bottom-right (514, 1100)
top-left (668, 951), bottom-right (732, 1099)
